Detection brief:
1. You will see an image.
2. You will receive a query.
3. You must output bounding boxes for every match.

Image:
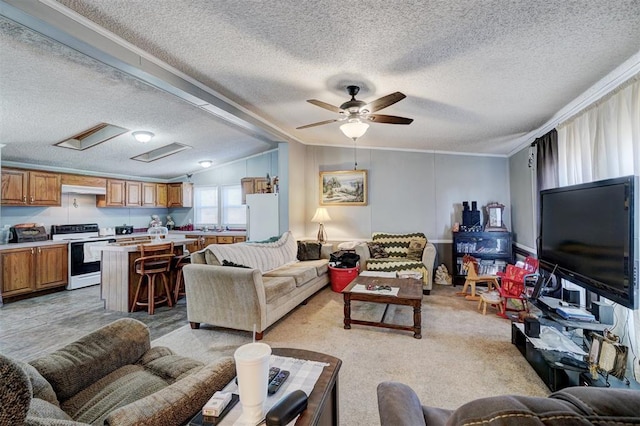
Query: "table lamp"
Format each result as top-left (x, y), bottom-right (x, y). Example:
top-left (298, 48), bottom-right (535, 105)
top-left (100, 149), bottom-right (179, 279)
top-left (311, 208), bottom-right (331, 244)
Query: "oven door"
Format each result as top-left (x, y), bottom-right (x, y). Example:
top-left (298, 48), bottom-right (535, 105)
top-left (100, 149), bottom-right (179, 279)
top-left (69, 239), bottom-right (116, 276)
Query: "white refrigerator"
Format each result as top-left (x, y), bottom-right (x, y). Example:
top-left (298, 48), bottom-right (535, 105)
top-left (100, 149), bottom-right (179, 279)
top-left (246, 193), bottom-right (279, 241)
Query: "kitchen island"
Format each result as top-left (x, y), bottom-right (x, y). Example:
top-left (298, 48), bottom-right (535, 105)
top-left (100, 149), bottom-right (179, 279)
top-left (94, 236), bottom-right (196, 312)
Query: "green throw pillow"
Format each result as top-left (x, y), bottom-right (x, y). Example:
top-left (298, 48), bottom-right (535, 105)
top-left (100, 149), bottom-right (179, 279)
top-left (406, 238), bottom-right (426, 261)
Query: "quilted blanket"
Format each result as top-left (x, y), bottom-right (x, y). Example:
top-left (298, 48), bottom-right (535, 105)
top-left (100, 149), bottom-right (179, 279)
top-left (204, 231), bottom-right (297, 273)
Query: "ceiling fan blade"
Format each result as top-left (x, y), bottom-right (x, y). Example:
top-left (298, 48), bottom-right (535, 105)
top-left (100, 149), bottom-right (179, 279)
top-left (307, 99), bottom-right (343, 113)
top-left (367, 114), bottom-right (414, 124)
top-left (362, 92), bottom-right (406, 113)
top-left (296, 119), bottom-right (339, 130)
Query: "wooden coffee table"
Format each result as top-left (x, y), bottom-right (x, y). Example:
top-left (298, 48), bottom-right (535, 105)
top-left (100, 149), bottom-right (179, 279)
top-left (342, 276), bottom-right (423, 339)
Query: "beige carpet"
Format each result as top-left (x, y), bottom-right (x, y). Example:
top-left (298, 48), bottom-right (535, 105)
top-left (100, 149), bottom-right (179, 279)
top-left (152, 284), bottom-right (549, 425)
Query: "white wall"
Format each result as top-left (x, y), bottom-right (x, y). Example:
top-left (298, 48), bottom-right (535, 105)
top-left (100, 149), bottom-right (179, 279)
top-left (304, 146), bottom-right (510, 242)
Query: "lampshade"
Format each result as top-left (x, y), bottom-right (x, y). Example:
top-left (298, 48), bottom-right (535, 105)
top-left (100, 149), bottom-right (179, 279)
top-left (132, 131), bottom-right (154, 143)
top-left (199, 160), bottom-right (212, 168)
top-left (311, 207), bottom-right (331, 223)
top-left (340, 121), bottom-right (369, 139)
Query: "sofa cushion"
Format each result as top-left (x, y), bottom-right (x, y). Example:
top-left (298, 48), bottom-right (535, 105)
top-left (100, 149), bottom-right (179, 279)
top-left (297, 241), bottom-right (322, 260)
top-left (263, 276), bottom-right (297, 304)
top-left (366, 259), bottom-right (428, 284)
top-left (299, 259), bottom-right (329, 276)
top-left (0, 353), bottom-right (31, 426)
top-left (372, 232), bottom-right (427, 258)
top-left (27, 398), bottom-right (73, 421)
top-left (367, 242), bottom-right (389, 259)
top-left (264, 264), bottom-right (318, 287)
top-left (407, 238), bottom-right (426, 261)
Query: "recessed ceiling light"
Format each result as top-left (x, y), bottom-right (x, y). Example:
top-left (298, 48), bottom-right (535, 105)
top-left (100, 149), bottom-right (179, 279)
top-left (132, 131), bottom-right (154, 143)
top-left (199, 160), bottom-right (213, 168)
top-left (131, 142), bottom-right (191, 163)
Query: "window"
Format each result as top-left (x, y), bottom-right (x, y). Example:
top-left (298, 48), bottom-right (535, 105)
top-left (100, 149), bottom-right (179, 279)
top-left (194, 186), bottom-right (218, 226)
top-left (193, 184), bottom-right (246, 227)
top-left (222, 185), bottom-right (246, 226)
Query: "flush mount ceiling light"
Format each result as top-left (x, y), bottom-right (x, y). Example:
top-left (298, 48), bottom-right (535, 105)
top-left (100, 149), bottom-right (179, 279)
top-left (340, 120), bottom-right (369, 140)
top-left (199, 160), bottom-right (212, 168)
top-left (132, 131), bottom-right (154, 143)
top-left (55, 123), bottom-right (128, 150)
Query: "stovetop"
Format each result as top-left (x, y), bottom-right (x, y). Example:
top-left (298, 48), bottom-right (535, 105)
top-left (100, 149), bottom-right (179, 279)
top-left (51, 223), bottom-right (100, 241)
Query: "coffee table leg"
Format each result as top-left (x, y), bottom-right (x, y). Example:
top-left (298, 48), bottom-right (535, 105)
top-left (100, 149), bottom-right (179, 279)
top-left (413, 303), bottom-right (422, 339)
top-left (343, 294), bottom-right (351, 329)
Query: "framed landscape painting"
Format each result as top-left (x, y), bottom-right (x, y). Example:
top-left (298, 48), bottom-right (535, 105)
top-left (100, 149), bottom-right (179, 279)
top-left (320, 170), bottom-right (367, 206)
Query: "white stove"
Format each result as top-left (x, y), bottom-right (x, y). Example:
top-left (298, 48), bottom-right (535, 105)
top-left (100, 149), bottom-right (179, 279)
top-left (50, 223), bottom-right (116, 290)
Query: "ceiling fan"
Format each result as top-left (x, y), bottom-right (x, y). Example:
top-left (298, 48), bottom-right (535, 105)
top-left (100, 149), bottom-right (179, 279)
top-left (296, 85), bottom-right (413, 137)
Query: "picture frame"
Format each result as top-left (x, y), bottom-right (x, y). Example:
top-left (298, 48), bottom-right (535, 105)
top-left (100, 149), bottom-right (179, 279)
top-left (320, 170), bottom-right (367, 206)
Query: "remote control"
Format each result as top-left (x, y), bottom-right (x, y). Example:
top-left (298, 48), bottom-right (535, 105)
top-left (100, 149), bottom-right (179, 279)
top-left (268, 367), bottom-right (280, 383)
top-left (268, 370), bottom-right (289, 395)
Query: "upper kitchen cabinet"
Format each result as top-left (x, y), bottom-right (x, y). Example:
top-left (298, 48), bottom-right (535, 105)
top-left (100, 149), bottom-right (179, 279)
top-left (167, 182), bottom-right (193, 207)
top-left (156, 183), bottom-right (167, 207)
top-left (97, 179), bottom-right (126, 207)
top-left (1, 168), bottom-right (61, 206)
top-left (241, 177), bottom-right (270, 204)
top-left (125, 181), bottom-right (142, 206)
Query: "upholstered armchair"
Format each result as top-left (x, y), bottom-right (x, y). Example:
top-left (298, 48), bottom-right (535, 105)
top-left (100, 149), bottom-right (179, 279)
top-left (1, 318), bottom-right (235, 426)
top-left (355, 232), bottom-right (436, 293)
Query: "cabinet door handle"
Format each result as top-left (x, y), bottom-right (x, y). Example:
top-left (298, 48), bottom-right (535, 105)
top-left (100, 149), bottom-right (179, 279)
top-left (23, 196), bottom-right (27, 203)
top-left (31, 248), bottom-right (34, 254)
top-left (37, 247), bottom-right (41, 254)
top-left (30, 196), bottom-right (34, 203)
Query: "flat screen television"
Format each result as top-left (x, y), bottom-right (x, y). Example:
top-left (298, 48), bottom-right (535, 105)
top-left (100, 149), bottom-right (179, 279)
top-left (538, 175), bottom-right (638, 309)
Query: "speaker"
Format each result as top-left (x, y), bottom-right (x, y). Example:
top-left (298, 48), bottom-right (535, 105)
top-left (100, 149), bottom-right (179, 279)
top-left (524, 317), bottom-right (540, 338)
top-left (590, 301), bottom-right (614, 325)
top-left (562, 288), bottom-right (580, 305)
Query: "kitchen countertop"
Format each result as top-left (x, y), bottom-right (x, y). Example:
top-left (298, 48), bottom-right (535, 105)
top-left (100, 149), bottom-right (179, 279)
top-left (93, 236), bottom-right (197, 252)
top-left (168, 230), bottom-right (246, 236)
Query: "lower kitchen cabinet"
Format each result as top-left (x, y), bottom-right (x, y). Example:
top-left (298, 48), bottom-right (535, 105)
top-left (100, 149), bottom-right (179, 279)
top-left (0, 244), bottom-right (68, 298)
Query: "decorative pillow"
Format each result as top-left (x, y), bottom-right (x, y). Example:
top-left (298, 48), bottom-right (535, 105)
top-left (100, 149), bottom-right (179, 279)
top-left (297, 241), bottom-right (321, 261)
top-left (407, 238), bottom-right (426, 261)
top-left (222, 259), bottom-right (250, 268)
top-left (367, 242), bottom-right (389, 259)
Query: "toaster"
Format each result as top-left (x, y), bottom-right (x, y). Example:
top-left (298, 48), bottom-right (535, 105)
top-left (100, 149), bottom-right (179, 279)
top-left (115, 225), bottom-right (134, 235)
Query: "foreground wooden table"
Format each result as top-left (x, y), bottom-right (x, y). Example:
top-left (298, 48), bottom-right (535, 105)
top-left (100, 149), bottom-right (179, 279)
top-left (189, 348), bottom-right (341, 426)
top-left (343, 276), bottom-right (423, 339)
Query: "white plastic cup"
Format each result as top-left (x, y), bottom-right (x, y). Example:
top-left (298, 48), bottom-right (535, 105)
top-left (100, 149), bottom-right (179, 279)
top-left (234, 342), bottom-right (272, 424)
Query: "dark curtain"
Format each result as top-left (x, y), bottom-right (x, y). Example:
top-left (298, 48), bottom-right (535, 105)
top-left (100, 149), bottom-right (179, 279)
top-left (535, 129), bottom-right (559, 192)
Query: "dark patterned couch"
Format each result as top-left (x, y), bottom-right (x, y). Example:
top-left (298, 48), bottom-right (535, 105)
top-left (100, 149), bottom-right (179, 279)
top-left (0, 318), bottom-right (235, 425)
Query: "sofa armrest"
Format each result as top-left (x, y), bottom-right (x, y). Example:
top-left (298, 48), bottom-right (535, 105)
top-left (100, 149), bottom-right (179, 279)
top-left (105, 357), bottom-right (236, 426)
top-left (354, 243), bottom-right (370, 270)
top-left (377, 382), bottom-right (427, 426)
top-left (422, 243), bottom-right (437, 288)
top-left (183, 264), bottom-right (268, 332)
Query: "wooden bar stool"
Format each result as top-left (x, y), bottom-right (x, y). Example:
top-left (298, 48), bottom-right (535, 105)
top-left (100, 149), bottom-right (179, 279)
top-left (172, 253), bottom-right (191, 303)
top-left (131, 242), bottom-right (175, 315)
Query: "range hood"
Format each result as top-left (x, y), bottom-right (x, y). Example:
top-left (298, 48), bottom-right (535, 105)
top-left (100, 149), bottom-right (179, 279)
top-left (61, 184), bottom-right (106, 195)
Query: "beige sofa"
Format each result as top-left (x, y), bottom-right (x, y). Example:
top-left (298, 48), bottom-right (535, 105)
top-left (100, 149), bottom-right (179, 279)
top-left (183, 231), bottom-right (330, 340)
top-left (354, 232), bottom-right (437, 293)
top-left (0, 318), bottom-right (235, 426)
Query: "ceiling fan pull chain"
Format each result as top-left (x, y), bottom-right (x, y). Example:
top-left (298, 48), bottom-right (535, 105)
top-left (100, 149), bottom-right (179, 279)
top-left (353, 138), bottom-right (358, 170)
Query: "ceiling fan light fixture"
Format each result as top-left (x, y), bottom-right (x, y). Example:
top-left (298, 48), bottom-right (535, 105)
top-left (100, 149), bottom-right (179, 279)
top-left (132, 131), bottom-right (154, 143)
top-left (199, 160), bottom-right (212, 168)
top-left (340, 120), bottom-right (369, 139)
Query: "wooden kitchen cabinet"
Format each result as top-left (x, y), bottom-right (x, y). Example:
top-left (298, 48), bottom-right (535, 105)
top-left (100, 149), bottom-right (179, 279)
top-left (98, 179), bottom-right (126, 207)
top-left (241, 177), bottom-right (270, 204)
top-left (167, 182), bottom-right (193, 207)
top-left (1, 168), bottom-right (61, 206)
top-left (35, 244), bottom-right (68, 289)
top-left (156, 183), bottom-right (167, 207)
top-left (141, 182), bottom-right (156, 207)
top-left (0, 243), bottom-right (67, 298)
top-left (125, 181), bottom-right (142, 206)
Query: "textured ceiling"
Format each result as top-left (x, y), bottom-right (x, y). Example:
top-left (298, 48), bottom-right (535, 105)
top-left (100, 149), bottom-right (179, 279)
top-left (1, 0), bottom-right (640, 180)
